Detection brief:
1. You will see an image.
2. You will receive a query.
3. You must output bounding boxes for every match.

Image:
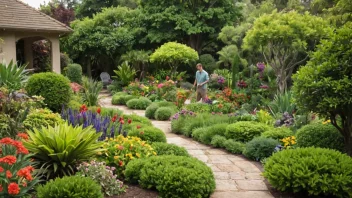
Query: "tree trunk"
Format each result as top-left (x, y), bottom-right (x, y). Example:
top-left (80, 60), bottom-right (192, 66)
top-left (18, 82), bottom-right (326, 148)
top-left (188, 34), bottom-right (202, 54)
top-left (87, 60), bottom-right (92, 77)
top-left (277, 70), bottom-right (287, 93)
top-left (344, 132), bottom-right (352, 156)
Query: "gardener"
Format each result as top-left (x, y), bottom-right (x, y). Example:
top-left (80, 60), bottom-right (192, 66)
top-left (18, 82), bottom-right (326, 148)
top-left (193, 63), bottom-right (209, 102)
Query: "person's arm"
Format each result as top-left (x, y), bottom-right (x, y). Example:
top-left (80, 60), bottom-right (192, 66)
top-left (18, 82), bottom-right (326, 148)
top-left (194, 79), bottom-right (197, 87)
top-left (200, 73), bottom-right (210, 86)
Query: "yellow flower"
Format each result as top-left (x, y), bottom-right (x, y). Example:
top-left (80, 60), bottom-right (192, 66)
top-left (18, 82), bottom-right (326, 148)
top-left (136, 153), bottom-right (141, 158)
top-left (322, 120), bottom-right (331, 124)
top-left (153, 151), bottom-right (157, 155)
top-left (97, 152), bottom-right (102, 155)
top-left (114, 156), bottom-right (119, 160)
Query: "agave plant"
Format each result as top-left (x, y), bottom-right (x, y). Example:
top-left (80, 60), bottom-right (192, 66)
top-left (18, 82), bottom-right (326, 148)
top-left (268, 91), bottom-right (296, 118)
top-left (23, 122), bottom-right (103, 179)
top-left (0, 60), bottom-right (29, 91)
top-left (81, 77), bottom-right (103, 106)
top-left (113, 61), bottom-right (136, 86)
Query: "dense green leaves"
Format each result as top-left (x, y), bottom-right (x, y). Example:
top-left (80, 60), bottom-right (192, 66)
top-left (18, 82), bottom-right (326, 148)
top-left (0, 61), bottom-right (29, 91)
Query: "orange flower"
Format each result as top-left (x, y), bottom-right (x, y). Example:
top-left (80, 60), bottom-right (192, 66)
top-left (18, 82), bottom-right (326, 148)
top-left (0, 166), bottom-right (3, 173)
top-left (22, 182), bottom-right (27, 187)
top-left (97, 108), bottom-right (101, 114)
top-left (0, 156), bottom-right (17, 165)
top-left (8, 183), bottom-right (20, 195)
top-left (0, 137), bottom-right (14, 144)
top-left (17, 166), bottom-right (34, 181)
top-left (12, 141), bottom-right (29, 155)
top-left (6, 170), bottom-right (12, 178)
top-left (118, 160), bottom-right (124, 167)
top-left (17, 133), bottom-right (29, 140)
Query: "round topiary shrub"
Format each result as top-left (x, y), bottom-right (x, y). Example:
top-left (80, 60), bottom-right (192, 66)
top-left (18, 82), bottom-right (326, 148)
top-left (128, 126), bottom-right (166, 143)
top-left (26, 72), bottom-right (71, 112)
top-left (155, 107), bottom-right (174, 121)
top-left (296, 123), bottom-right (344, 151)
top-left (36, 175), bottom-right (103, 198)
top-left (126, 98), bottom-right (152, 110)
top-left (261, 127), bottom-right (293, 141)
top-left (23, 108), bottom-right (64, 131)
top-left (125, 156), bottom-right (216, 198)
top-left (225, 121), bottom-right (270, 142)
top-left (224, 139), bottom-right (245, 154)
top-left (152, 142), bottom-right (190, 157)
top-left (197, 123), bottom-right (228, 145)
top-left (243, 137), bottom-right (279, 161)
top-left (210, 135), bottom-right (227, 148)
top-left (111, 92), bottom-right (128, 105)
top-left (123, 114), bottom-right (152, 126)
top-left (66, 63), bottom-right (82, 84)
top-left (145, 103), bottom-right (159, 119)
top-left (263, 147), bottom-right (352, 198)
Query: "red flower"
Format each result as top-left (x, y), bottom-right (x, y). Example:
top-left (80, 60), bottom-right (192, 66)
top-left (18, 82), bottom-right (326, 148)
top-left (12, 141), bottom-right (29, 155)
top-left (118, 161), bottom-right (124, 167)
top-left (80, 104), bottom-right (88, 113)
top-left (97, 108), bottom-right (101, 114)
top-left (0, 137), bottom-right (14, 145)
top-left (17, 166), bottom-right (34, 181)
top-left (6, 170), bottom-right (12, 178)
top-left (22, 182), bottom-right (27, 187)
top-left (112, 115), bottom-right (118, 122)
top-left (17, 133), bottom-right (29, 140)
top-left (0, 184), bottom-right (2, 192)
top-left (166, 76), bottom-right (170, 80)
top-left (128, 119), bottom-right (132, 124)
top-left (0, 166), bottom-right (3, 173)
top-left (118, 145), bottom-right (124, 150)
top-left (136, 125), bottom-right (141, 129)
top-left (140, 131), bottom-right (144, 135)
top-left (0, 156), bottom-right (17, 165)
top-left (120, 120), bottom-right (125, 124)
top-left (8, 183), bottom-right (20, 195)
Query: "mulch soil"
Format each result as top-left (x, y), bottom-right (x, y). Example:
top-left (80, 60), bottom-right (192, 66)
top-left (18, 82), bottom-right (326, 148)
top-left (106, 184), bottom-right (158, 198)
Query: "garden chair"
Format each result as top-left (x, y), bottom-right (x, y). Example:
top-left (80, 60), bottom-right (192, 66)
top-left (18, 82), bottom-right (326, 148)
top-left (100, 72), bottom-right (112, 87)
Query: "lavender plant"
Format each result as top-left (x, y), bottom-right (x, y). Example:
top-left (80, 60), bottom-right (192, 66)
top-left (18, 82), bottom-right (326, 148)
top-left (77, 160), bottom-right (126, 196)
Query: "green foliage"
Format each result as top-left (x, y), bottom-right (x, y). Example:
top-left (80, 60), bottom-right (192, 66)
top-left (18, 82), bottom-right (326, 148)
top-left (192, 123), bottom-right (228, 145)
top-left (296, 123), bottom-right (344, 151)
top-left (26, 72), bottom-right (71, 112)
top-left (268, 91), bottom-right (296, 117)
top-left (123, 113), bottom-right (152, 126)
top-left (36, 175), bottom-right (103, 198)
top-left (125, 156), bottom-right (216, 198)
top-left (0, 60), bottom-right (29, 91)
top-left (150, 42), bottom-right (199, 72)
top-left (198, 54), bottom-right (218, 74)
top-left (126, 97), bottom-right (152, 110)
top-left (88, 107), bottom-right (123, 118)
top-left (155, 107), bottom-right (175, 121)
top-left (145, 103), bottom-right (159, 119)
top-left (243, 137), bottom-right (279, 161)
top-left (263, 148), bottom-right (352, 197)
top-left (217, 45), bottom-right (239, 69)
top-left (111, 92), bottom-right (128, 105)
top-left (81, 77), bottom-right (103, 107)
top-left (261, 127), bottom-right (293, 140)
top-left (185, 103), bottom-right (211, 113)
top-left (243, 11), bottom-right (331, 93)
top-left (23, 108), bottom-right (64, 131)
top-left (224, 139), bottom-right (245, 154)
top-left (151, 142), bottom-right (190, 157)
top-left (256, 109), bottom-right (275, 125)
top-left (292, 23), bottom-right (352, 155)
top-left (66, 63), bottom-right (83, 84)
top-left (210, 135), bottom-right (227, 148)
top-left (23, 122), bottom-right (103, 179)
top-left (113, 61), bottom-right (137, 86)
top-left (225, 121), bottom-right (270, 142)
top-left (128, 126), bottom-right (166, 143)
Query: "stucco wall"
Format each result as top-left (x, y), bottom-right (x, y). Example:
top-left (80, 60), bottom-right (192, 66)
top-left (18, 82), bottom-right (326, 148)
top-left (0, 33), bottom-right (17, 64)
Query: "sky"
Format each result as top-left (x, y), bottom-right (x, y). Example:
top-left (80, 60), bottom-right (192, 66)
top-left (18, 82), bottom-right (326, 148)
top-left (22, 0), bottom-right (47, 8)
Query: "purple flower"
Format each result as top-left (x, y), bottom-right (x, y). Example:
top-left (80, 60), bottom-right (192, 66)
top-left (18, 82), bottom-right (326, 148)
top-left (260, 84), bottom-right (269, 89)
top-left (217, 76), bottom-right (225, 84)
top-left (257, 62), bottom-right (265, 72)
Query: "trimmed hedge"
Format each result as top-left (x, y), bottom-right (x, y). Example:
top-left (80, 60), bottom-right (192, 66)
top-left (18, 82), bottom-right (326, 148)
top-left (261, 127), bottom-right (293, 141)
top-left (192, 123), bottom-right (228, 145)
top-left (263, 147), bottom-right (352, 198)
top-left (151, 142), bottom-right (189, 157)
top-left (111, 93), bottom-right (137, 105)
top-left (210, 135), bottom-right (227, 148)
top-left (155, 107), bottom-right (175, 121)
top-left (125, 156), bottom-right (216, 198)
top-left (225, 121), bottom-right (270, 142)
top-left (224, 139), bottom-right (245, 154)
top-left (128, 126), bottom-right (166, 143)
top-left (243, 137), bottom-right (279, 161)
top-left (66, 63), bottom-right (82, 84)
top-left (145, 103), bottom-right (159, 119)
top-left (126, 98), bottom-right (152, 110)
top-left (296, 123), bottom-right (344, 151)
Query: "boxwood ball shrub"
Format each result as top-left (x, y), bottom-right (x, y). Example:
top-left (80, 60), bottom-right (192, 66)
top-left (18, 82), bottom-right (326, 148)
top-left (126, 97), bottom-right (152, 109)
top-left (193, 123), bottom-right (228, 145)
top-left (36, 175), bottom-right (103, 198)
top-left (66, 63), bottom-right (83, 84)
top-left (296, 123), bottom-right (344, 151)
top-left (128, 126), bottom-right (167, 143)
top-left (224, 139), bottom-right (245, 154)
top-left (225, 121), bottom-right (270, 142)
top-left (211, 135), bottom-right (227, 148)
top-left (155, 107), bottom-right (175, 121)
top-left (261, 127), bottom-right (293, 141)
top-left (145, 103), bottom-right (159, 119)
top-left (263, 148), bottom-right (352, 197)
top-left (125, 156), bottom-right (216, 198)
top-left (151, 142), bottom-right (190, 157)
top-left (243, 137), bottom-right (279, 161)
top-left (123, 114), bottom-right (152, 126)
top-left (23, 108), bottom-right (64, 131)
top-left (26, 72), bottom-right (71, 112)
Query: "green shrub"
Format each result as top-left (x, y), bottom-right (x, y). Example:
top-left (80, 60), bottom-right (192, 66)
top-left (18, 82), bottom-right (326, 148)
top-left (263, 148), bottom-right (352, 198)
top-left (123, 122), bottom-right (150, 131)
top-left (81, 77), bottom-right (103, 106)
top-left (151, 142), bottom-right (189, 157)
top-left (88, 107), bottom-right (123, 117)
top-left (261, 127), bottom-right (293, 141)
top-left (148, 94), bottom-right (159, 101)
top-left (0, 60), bottom-right (29, 91)
top-left (66, 63), bottom-right (82, 84)
top-left (155, 107), bottom-right (174, 121)
top-left (225, 121), bottom-right (270, 142)
top-left (193, 123), bottom-right (228, 145)
top-left (26, 72), bottom-right (71, 112)
top-left (125, 156), bottom-right (215, 198)
top-left (243, 137), bottom-right (279, 161)
top-left (296, 123), bottom-right (344, 151)
top-left (123, 114), bottom-right (152, 125)
top-left (126, 98), bottom-right (152, 110)
top-left (36, 175), bottom-right (103, 198)
top-left (23, 122), bottom-right (103, 179)
top-left (145, 103), bottom-right (159, 119)
top-left (23, 108), bottom-right (64, 131)
top-left (211, 135), bottom-right (227, 148)
top-left (224, 139), bottom-right (245, 154)
top-left (185, 103), bottom-right (211, 113)
top-left (111, 92), bottom-right (128, 105)
top-left (128, 126), bottom-right (166, 143)
top-left (67, 99), bottom-right (82, 110)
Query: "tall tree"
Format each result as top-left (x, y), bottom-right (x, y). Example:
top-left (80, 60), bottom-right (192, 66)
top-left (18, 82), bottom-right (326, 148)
top-left (140, 0), bottom-right (241, 53)
top-left (40, 1), bottom-right (75, 26)
top-left (75, 0), bottom-right (138, 18)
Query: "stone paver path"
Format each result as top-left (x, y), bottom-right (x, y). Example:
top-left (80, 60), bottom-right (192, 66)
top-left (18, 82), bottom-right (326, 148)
top-left (99, 94), bottom-right (274, 198)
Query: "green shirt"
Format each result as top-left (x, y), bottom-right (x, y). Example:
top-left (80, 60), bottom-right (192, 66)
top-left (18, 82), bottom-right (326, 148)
top-left (196, 70), bottom-right (209, 89)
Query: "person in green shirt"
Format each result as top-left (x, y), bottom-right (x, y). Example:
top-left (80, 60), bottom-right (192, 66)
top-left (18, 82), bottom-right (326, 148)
top-left (193, 63), bottom-right (209, 102)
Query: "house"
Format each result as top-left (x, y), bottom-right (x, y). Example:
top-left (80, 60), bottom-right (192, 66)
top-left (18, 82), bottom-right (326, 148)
top-left (0, 0), bottom-right (72, 73)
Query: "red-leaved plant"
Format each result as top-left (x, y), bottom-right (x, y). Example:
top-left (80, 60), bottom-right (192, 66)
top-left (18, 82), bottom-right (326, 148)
top-left (0, 134), bottom-right (39, 197)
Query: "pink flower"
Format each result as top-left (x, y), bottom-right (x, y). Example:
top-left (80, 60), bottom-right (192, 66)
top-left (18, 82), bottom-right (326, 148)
top-left (157, 83), bottom-right (164, 88)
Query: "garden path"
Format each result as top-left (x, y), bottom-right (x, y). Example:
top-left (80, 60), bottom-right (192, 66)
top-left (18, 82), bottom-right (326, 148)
top-left (99, 93), bottom-right (274, 198)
